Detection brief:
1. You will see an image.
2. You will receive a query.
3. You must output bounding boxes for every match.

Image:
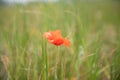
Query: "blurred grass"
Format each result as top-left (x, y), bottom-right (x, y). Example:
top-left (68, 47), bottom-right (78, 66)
top-left (0, 1), bottom-right (120, 80)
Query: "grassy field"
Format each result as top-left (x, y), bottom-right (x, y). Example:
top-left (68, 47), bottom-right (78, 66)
top-left (0, 1), bottom-right (120, 80)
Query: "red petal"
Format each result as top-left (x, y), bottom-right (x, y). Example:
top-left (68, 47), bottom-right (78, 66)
top-left (51, 38), bottom-right (64, 46)
top-left (44, 32), bottom-right (53, 40)
top-left (64, 38), bottom-right (70, 47)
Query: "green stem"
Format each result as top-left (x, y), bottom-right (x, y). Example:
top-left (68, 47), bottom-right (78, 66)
top-left (60, 56), bottom-right (64, 80)
top-left (42, 39), bottom-right (49, 80)
top-left (60, 47), bottom-right (64, 80)
top-left (54, 47), bottom-right (59, 80)
top-left (55, 46), bottom-right (64, 80)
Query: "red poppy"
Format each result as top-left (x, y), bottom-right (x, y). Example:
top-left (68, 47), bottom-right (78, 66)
top-left (44, 30), bottom-right (70, 47)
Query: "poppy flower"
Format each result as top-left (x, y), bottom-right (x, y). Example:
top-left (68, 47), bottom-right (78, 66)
top-left (44, 30), bottom-right (70, 47)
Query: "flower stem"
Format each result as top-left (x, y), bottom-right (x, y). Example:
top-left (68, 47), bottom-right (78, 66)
top-left (55, 46), bottom-right (64, 80)
top-left (60, 55), bottom-right (64, 80)
top-left (42, 39), bottom-right (49, 80)
top-left (54, 47), bottom-right (59, 80)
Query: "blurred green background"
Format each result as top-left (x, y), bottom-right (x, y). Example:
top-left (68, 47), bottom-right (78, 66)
top-left (0, 0), bottom-right (120, 80)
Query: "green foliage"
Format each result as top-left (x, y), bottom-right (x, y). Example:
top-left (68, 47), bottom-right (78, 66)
top-left (0, 1), bottom-right (120, 80)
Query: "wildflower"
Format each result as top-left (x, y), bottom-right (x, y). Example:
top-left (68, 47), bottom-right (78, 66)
top-left (44, 30), bottom-right (70, 47)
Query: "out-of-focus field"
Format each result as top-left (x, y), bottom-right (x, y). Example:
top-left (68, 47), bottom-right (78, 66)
top-left (0, 1), bottom-right (120, 80)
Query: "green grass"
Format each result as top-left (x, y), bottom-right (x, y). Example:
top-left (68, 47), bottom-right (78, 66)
top-left (0, 1), bottom-right (120, 80)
